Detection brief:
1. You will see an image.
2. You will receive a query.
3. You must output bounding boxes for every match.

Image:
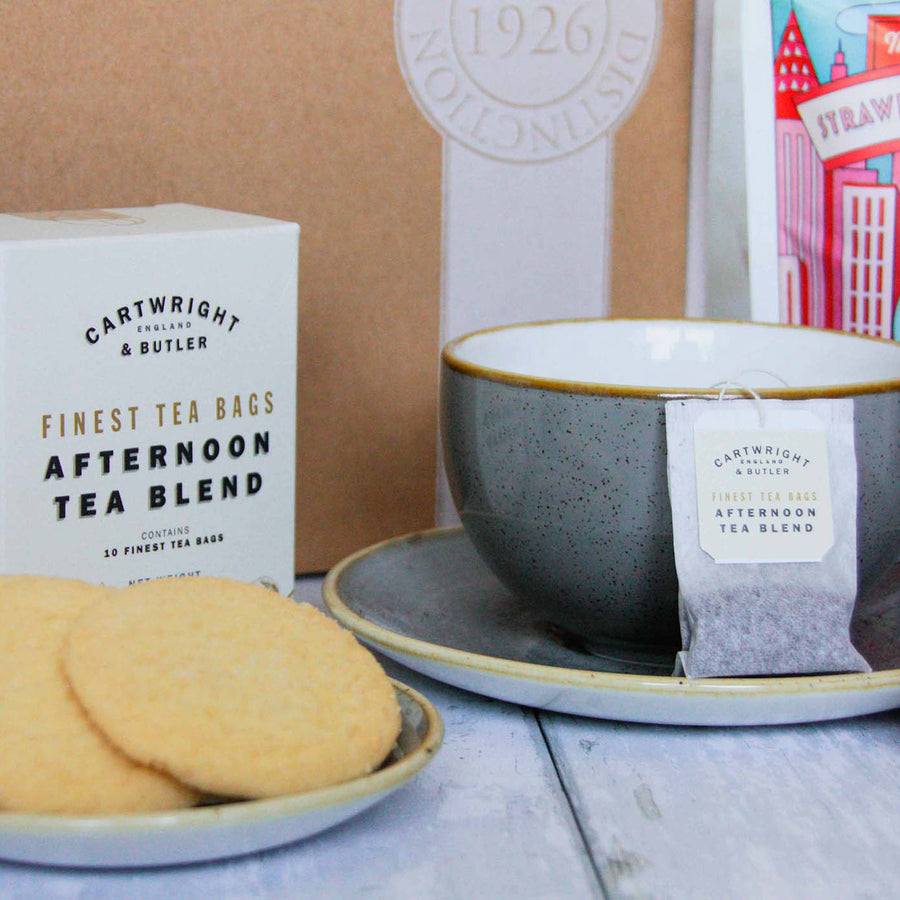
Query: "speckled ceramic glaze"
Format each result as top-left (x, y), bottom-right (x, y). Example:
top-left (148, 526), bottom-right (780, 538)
top-left (441, 319), bottom-right (900, 647)
top-left (324, 528), bottom-right (900, 725)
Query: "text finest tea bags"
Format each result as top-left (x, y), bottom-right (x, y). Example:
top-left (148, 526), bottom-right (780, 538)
top-left (665, 397), bottom-right (869, 678)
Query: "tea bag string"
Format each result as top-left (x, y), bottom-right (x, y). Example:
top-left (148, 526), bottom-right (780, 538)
top-left (710, 369), bottom-right (790, 428)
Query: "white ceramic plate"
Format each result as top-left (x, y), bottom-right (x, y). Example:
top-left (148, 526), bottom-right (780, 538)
top-left (324, 527), bottom-right (900, 727)
top-left (0, 680), bottom-right (442, 869)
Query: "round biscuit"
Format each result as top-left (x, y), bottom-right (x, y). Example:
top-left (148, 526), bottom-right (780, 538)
top-left (0, 575), bottom-right (199, 814)
top-left (63, 577), bottom-right (402, 798)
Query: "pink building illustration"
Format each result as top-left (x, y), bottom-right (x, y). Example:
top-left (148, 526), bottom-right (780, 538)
top-left (773, 9), bottom-right (900, 338)
top-left (775, 11), bottom-right (823, 327)
top-left (842, 183), bottom-right (898, 334)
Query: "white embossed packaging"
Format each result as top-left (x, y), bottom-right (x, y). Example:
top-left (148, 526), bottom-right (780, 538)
top-left (0, 204), bottom-right (299, 594)
top-left (395, 0), bottom-right (713, 521)
top-left (665, 397), bottom-right (869, 678)
top-left (395, 0), bottom-right (662, 342)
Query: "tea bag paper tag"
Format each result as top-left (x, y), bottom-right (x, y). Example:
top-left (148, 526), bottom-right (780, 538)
top-left (692, 403), bottom-right (834, 564)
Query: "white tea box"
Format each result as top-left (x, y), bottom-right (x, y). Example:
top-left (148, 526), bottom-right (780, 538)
top-left (0, 204), bottom-right (299, 594)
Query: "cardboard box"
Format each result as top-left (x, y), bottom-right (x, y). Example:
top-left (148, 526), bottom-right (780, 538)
top-left (0, 204), bottom-right (298, 593)
top-left (0, 1), bottom-right (704, 572)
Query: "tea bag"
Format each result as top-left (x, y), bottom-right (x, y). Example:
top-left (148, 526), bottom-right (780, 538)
top-left (665, 396), bottom-right (870, 678)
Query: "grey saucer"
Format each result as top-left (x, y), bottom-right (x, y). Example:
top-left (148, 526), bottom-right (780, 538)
top-left (324, 527), bottom-right (900, 726)
top-left (0, 681), bottom-right (442, 868)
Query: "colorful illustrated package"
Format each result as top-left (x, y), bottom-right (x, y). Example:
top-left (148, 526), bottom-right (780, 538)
top-left (743, 0), bottom-right (900, 341)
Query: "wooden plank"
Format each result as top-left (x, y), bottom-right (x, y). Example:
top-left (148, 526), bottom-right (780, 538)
top-left (540, 708), bottom-right (900, 900)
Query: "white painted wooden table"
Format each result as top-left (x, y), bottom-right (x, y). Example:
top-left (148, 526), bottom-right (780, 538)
top-left (1, 575), bottom-right (898, 900)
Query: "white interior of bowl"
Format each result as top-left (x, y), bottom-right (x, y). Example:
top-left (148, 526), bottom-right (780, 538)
top-left (449, 320), bottom-right (900, 391)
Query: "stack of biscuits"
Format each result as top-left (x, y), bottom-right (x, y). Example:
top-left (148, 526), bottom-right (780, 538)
top-left (0, 575), bottom-right (401, 815)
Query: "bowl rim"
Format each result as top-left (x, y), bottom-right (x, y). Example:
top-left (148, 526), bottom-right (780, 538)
top-left (441, 317), bottom-right (900, 399)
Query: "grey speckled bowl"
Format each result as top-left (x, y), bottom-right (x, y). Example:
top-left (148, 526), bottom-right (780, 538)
top-left (441, 318), bottom-right (900, 648)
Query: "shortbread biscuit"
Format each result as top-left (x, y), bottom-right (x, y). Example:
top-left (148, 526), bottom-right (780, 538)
top-left (0, 575), bottom-right (198, 814)
top-left (64, 577), bottom-right (402, 799)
